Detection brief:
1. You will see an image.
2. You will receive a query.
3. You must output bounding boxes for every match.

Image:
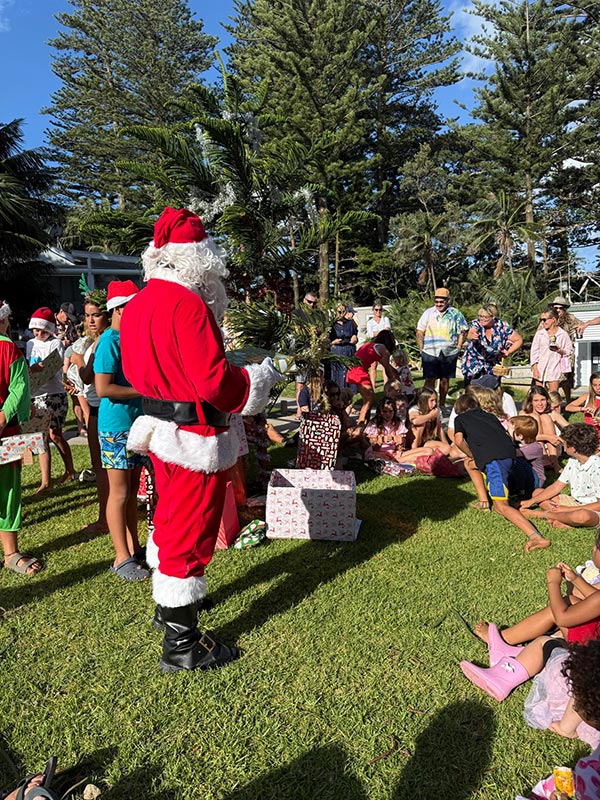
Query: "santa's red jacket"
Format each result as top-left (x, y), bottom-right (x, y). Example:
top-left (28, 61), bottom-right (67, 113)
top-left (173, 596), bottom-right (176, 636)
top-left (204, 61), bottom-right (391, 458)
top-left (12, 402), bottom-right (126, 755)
top-left (121, 271), bottom-right (276, 473)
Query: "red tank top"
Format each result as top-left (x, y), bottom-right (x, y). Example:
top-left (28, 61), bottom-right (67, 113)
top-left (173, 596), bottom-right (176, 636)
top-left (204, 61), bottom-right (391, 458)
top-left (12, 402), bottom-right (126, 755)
top-left (567, 616), bottom-right (600, 644)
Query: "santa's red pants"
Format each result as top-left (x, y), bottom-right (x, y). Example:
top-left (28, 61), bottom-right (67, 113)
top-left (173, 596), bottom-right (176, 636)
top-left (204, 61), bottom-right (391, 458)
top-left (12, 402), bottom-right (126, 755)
top-left (150, 456), bottom-right (227, 579)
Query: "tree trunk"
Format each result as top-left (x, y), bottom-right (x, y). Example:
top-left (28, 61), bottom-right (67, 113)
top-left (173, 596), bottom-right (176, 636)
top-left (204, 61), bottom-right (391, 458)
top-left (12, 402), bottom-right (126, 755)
top-left (317, 196), bottom-right (329, 302)
top-left (334, 231), bottom-right (340, 297)
top-left (289, 220), bottom-right (300, 307)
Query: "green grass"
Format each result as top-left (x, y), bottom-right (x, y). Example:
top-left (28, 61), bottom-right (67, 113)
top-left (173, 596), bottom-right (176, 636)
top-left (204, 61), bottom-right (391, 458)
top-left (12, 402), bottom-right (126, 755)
top-left (0, 427), bottom-right (593, 799)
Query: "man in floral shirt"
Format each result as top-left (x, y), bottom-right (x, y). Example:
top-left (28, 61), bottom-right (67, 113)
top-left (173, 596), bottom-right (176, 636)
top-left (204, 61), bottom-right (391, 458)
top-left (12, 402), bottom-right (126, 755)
top-left (416, 287), bottom-right (468, 408)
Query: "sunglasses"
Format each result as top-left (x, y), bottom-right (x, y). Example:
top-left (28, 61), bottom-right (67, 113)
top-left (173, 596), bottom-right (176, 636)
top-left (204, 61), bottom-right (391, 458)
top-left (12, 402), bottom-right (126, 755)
top-left (374, 307), bottom-right (382, 311)
top-left (306, 300), bottom-right (317, 306)
top-left (434, 298), bottom-right (448, 303)
top-left (540, 317), bottom-right (550, 322)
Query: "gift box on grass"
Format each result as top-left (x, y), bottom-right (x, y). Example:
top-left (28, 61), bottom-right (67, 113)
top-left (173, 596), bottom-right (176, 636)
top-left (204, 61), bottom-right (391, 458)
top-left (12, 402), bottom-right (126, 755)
top-left (215, 480), bottom-right (241, 549)
top-left (266, 468), bottom-right (357, 541)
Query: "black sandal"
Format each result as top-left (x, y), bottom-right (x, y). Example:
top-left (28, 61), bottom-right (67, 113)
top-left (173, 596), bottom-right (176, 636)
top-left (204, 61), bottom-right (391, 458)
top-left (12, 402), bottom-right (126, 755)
top-left (16, 757), bottom-right (59, 800)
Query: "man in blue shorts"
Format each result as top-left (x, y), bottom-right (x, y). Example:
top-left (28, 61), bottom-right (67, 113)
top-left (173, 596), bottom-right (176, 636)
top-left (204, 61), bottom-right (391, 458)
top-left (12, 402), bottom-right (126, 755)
top-left (453, 393), bottom-right (551, 552)
top-left (416, 288), bottom-right (468, 408)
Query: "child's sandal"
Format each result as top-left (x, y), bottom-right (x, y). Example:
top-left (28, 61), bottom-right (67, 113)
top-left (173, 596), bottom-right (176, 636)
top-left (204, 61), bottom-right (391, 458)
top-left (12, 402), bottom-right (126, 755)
top-left (469, 500), bottom-right (491, 512)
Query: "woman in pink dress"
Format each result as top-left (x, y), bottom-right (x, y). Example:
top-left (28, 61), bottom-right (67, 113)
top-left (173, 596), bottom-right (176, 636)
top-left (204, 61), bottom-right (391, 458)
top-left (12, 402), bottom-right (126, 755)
top-left (346, 330), bottom-right (397, 424)
top-left (530, 307), bottom-right (573, 393)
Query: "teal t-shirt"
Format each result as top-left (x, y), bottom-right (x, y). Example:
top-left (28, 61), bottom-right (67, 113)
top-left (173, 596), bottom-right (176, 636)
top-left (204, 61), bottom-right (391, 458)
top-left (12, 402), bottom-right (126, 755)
top-left (94, 328), bottom-right (142, 432)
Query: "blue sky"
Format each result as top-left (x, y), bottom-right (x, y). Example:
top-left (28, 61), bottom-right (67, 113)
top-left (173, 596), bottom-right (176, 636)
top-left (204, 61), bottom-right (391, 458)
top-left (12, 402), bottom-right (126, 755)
top-left (0, 0), bottom-right (484, 150)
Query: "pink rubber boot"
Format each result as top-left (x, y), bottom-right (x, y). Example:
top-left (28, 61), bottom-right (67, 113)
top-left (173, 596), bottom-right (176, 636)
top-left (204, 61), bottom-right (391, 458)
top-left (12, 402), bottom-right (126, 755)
top-left (460, 656), bottom-right (530, 701)
top-left (487, 622), bottom-right (524, 665)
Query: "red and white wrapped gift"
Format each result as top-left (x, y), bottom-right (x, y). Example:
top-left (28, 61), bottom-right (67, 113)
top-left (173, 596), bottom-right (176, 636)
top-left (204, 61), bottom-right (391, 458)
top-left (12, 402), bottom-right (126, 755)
top-left (0, 432), bottom-right (46, 465)
top-left (266, 468), bottom-right (358, 541)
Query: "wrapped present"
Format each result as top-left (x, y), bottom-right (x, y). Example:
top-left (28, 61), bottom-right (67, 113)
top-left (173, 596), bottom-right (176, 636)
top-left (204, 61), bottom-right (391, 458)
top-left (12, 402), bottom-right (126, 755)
top-left (215, 481), bottom-right (240, 550)
top-left (266, 468), bottom-right (357, 541)
top-left (297, 412), bottom-right (341, 470)
top-left (0, 432), bottom-right (46, 465)
top-left (28, 349), bottom-right (63, 394)
top-left (233, 520), bottom-right (267, 549)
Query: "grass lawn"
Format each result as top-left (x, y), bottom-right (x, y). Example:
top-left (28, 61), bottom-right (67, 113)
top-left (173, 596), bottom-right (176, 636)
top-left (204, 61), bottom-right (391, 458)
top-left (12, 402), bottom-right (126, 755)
top-left (0, 414), bottom-right (592, 799)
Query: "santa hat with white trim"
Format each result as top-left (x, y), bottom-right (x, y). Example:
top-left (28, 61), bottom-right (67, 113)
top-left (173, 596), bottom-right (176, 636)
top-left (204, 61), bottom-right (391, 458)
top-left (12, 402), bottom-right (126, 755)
top-left (106, 280), bottom-right (139, 311)
top-left (0, 301), bottom-right (11, 322)
top-left (29, 307), bottom-right (57, 335)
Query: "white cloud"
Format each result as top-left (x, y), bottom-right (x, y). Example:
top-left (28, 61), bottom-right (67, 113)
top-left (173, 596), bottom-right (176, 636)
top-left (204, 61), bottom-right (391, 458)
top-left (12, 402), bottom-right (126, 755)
top-left (0, 0), bottom-right (13, 33)
top-left (446, 0), bottom-right (497, 75)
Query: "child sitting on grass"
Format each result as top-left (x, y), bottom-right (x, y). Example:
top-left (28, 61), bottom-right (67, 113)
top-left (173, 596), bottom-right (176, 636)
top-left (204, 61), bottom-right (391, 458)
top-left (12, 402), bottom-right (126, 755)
top-left (364, 397), bottom-right (407, 461)
top-left (461, 534), bottom-right (600, 703)
top-left (391, 348), bottom-right (415, 401)
top-left (512, 415), bottom-right (545, 490)
top-left (548, 390), bottom-right (569, 433)
top-left (516, 640), bottom-right (600, 800)
top-left (453, 393), bottom-right (550, 551)
top-left (520, 386), bottom-right (562, 472)
top-left (520, 423), bottom-right (600, 530)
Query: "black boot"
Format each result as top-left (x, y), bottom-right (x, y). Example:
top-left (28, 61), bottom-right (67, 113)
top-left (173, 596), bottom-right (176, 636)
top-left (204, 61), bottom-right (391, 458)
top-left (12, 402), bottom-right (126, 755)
top-left (158, 603), bottom-right (239, 673)
top-left (152, 596), bottom-right (214, 632)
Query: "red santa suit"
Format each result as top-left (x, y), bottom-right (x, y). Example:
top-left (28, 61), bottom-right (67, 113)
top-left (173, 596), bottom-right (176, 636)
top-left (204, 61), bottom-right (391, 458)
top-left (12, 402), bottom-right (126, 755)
top-left (121, 208), bottom-right (280, 611)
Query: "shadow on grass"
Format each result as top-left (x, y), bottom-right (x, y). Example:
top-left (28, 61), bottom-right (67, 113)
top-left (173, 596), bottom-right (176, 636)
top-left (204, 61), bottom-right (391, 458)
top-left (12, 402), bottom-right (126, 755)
top-left (391, 700), bottom-right (495, 800)
top-left (216, 476), bottom-right (471, 642)
top-left (36, 523), bottom-right (108, 557)
top-left (220, 743), bottom-right (367, 800)
top-left (105, 763), bottom-right (163, 800)
top-left (0, 560), bottom-right (107, 611)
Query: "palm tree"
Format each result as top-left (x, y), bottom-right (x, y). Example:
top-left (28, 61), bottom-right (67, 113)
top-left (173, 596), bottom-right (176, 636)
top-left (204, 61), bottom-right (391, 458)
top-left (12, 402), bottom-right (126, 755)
top-left (468, 190), bottom-right (541, 279)
top-left (0, 119), bottom-right (55, 276)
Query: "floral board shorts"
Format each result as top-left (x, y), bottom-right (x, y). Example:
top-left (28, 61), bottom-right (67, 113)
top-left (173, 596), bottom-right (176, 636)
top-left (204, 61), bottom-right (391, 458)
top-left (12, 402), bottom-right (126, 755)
top-left (32, 392), bottom-right (68, 430)
top-left (99, 431), bottom-right (148, 470)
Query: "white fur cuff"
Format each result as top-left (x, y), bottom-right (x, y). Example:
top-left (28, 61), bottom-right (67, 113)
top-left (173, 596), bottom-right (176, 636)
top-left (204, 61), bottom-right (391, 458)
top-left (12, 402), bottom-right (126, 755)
top-left (241, 361), bottom-right (281, 416)
top-left (153, 570), bottom-right (207, 607)
top-left (146, 531), bottom-right (159, 569)
top-left (127, 416), bottom-right (240, 472)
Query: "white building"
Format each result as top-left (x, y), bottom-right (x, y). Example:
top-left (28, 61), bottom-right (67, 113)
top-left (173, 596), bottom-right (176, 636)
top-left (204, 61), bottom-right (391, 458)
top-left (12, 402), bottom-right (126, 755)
top-left (570, 301), bottom-right (600, 387)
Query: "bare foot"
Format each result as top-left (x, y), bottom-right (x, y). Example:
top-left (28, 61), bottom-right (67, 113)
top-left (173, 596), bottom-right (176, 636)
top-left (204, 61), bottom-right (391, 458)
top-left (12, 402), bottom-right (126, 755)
top-left (60, 472), bottom-right (76, 485)
top-left (525, 534), bottom-right (552, 553)
top-left (549, 720), bottom-right (578, 739)
top-left (548, 519), bottom-right (572, 530)
top-left (35, 483), bottom-right (50, 495)
top-left (474, 620), bottom-right (490, 644)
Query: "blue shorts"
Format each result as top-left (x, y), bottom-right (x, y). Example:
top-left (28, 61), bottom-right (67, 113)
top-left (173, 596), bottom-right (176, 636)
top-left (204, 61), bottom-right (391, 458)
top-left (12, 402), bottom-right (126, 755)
top-left (484, 457), bottom-right (535, 501)
top-left (99, 431), bottom-right (146, 470)
top-left (421, 351), bottom-right (458, 380)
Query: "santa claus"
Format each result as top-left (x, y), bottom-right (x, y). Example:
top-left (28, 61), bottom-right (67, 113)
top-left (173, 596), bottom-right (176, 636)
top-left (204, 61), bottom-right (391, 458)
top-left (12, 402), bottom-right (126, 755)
top-left (121, 207), bottom-right (281, 673)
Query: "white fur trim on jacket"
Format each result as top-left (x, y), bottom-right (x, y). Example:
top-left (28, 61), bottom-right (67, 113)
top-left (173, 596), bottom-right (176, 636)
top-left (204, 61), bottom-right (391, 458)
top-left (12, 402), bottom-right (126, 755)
top-left (146, 531), bottom-right (159, 569)
top-left (127, 416), bottom-right (240, 473)
top-left (241, 360), bottom-right (282, 416)
top-left (153, 570), bottom-right (206, 607)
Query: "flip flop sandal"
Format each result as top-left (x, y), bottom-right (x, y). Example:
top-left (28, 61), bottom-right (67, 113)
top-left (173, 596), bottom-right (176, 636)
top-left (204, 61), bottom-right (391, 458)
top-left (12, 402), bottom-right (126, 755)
top-left (16, 756), bottom-right (59, 800)
top-left (469, 500), bottom-right (491, 512)
top-left (4, 552), bottom-right (44, 575)
top-left (110, 556), bottom-right (150, 582)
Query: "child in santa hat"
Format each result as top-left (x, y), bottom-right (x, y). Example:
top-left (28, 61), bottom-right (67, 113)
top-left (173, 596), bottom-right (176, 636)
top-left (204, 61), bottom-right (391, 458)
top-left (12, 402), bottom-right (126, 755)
top-left (26, 306), bottom-right (75, 492)
top-left (94, 280), bottom-right (149, 581)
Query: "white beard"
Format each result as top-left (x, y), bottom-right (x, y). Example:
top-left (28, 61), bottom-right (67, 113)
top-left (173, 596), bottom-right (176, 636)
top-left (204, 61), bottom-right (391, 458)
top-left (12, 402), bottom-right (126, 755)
top-left (141, 238), bottom-right (229, 323)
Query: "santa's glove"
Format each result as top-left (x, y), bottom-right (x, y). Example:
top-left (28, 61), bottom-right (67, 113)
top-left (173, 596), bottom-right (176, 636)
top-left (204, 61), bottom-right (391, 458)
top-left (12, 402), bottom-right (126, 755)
top-left (241, 357), bottom-right (285, 416)
top-left (261, 356), bottom-right (284, 387)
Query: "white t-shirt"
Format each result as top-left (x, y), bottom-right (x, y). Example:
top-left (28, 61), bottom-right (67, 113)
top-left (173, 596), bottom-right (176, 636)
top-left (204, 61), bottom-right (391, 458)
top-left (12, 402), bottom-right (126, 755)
top-left (560, 455), bottom-right (600, 505)
top-left (367, 316), bottom-right (391, 339)
top-left (82, 344), bottom-right (100, 408)
top-left (26, 336), bottom-right (65, 397)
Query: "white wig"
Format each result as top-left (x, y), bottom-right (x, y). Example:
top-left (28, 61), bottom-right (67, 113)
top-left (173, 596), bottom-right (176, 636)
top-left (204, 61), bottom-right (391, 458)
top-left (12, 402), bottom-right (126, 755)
top-left (141, 237), bottom-right (229, 323)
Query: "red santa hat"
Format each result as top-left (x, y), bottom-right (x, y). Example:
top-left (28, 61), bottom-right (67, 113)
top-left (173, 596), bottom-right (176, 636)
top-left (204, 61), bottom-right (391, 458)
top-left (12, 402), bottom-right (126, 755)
top-left (106, 280), bottom-right (140, 311)
top-left (153, 207), bottom-right (207, 247)
top-left (0, 301), bottom-right (11, 322)
top-left (29, 306), bottom-right (57, 335)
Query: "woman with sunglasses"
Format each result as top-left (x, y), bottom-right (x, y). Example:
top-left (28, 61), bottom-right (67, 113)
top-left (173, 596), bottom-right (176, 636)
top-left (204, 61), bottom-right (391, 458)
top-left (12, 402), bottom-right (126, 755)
top-left (366, 301), bottom-right (391, 390)
top-left (462, 304), bottom-right (522, 385)
top-left (530, 307), bottom-right (573, 393)
top-left (328, 303), bottom-right (358, 390)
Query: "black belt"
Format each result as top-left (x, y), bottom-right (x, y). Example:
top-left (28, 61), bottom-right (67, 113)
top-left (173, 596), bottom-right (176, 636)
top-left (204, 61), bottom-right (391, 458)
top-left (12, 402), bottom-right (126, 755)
top-left (142, 397), bottom-right (231, 428)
